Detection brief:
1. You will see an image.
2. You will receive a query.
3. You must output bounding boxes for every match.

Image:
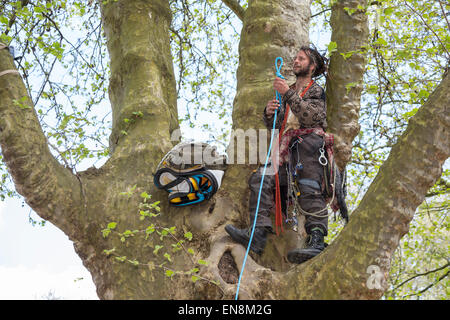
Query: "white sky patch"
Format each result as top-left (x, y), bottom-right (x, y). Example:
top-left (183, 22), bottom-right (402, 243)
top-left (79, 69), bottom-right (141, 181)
top-left (0, 196), bottom-right (99, 300)
top-left (0, 264), bottom-right (99, 300)
top-left (0, 201), bottom-right (4, 230)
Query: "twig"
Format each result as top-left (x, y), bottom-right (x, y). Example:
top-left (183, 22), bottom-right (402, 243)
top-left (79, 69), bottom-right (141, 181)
top-left (402, 270), bottom-right (449, 298)
top-left (221, 0), bottom-right (245, 21)
top-left (391, 262), bottom-right (450, 292)
top-left (311, 8), bottom-right (331, 18)
top-left (403, 1), bottom-right (450, 59)
top-left (437, 0), bottom-right (450, 34)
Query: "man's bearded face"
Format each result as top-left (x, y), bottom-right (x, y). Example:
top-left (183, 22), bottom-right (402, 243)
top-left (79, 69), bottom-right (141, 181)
top-left (293, 50), bottom-right (314, 77)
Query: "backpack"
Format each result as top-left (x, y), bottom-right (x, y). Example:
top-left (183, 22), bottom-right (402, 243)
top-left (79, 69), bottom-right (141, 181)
top-left (153, 141), bottom-right (227, 207)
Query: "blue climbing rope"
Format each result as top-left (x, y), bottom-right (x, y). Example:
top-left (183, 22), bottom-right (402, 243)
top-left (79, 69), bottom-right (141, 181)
top-left (274, 56), bottom-right (285, 105)
top-left (234, 57), bottom-right (284, 300)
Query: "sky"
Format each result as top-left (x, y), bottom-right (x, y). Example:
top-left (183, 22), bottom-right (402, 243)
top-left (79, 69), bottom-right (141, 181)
top-left (0, 198), bottom-right (98, 300)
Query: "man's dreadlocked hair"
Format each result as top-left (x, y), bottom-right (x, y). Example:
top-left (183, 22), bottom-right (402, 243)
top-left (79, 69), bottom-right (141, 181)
top-left (299, 45), bottom-right (329, 78)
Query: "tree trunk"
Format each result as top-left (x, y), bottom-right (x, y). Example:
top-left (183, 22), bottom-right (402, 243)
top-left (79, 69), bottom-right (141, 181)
top-left (326, 0), bottom-right (369, 169)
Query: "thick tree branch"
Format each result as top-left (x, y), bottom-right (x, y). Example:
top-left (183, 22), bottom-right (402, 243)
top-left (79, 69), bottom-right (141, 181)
top-left (221, 0), bottom-right (246, 21)
top-left (0, 46), bottom-right (84, 236)
top-left (325, 0), bottom-right (369, 169)
top-left (100, 0), bottom-right (179, 170)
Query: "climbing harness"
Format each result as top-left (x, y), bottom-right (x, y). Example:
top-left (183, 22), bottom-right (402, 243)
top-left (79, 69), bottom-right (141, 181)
top-left (153, 141), bottom-right (226, 207)
top-left (0, 43), bottom-right (20, 78)
top-left (288, 161), bottom-right (337, 219)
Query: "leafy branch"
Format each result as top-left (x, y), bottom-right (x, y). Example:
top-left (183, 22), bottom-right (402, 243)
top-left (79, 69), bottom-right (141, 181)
top-left (100, 187), bottom-right (222, 290)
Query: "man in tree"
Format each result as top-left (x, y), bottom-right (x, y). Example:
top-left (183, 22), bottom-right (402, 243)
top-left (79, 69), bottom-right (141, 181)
top-left (225, 46), bottom-right (332, 264)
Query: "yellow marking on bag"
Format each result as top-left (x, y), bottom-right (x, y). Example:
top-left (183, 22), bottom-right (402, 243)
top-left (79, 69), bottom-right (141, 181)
top-left (189, 177), bottom-right (199, 191)
top-left (187, 193), bottom-right (197, 200)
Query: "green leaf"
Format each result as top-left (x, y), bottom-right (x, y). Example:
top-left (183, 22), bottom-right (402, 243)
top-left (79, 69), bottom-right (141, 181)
top-left (198, 259), bottom-right (208, 266)
top-left (107, 222), bottom-right (117, 230)
top-left (115, 256), bottom-right (127, 262)
top-left (153, 245), bottom-right (163, 255)
top-left (0, 16), bottom-right (9, 25)
top-left (327, 41), bottom-right (338, 55)
top-left (103, 248), bottom-right (116, 256)
top-left (165, 270), bottom-right (174, 278)
top-left (373, 37), bottom-right (387, 47)
top-left (345, 82), bottom-right (358, 93)
top-left (127, 259), bottom-right (139, 266)
top-left (140, 191), bottom-right (150, 199)
top-left (146, 224), bottom-right (155, 235)
top-left (384, 7), bottom-right (395, 16)
top-left (164, 253), bottom-right (172, 262)
top-left (418, 89), bottom-right (429, 99)
top-left (366, 85), bottom-right (378, 94)
top-left (188, 268), bottom-right (199, 274)
top-left (184, 232), bottom-right (193, 241)
top-left (340, 51), bottom-right (355, 60)
top-left (101, 229), bottom-right (111, 238)
top-left (122, 229), bottom-right (133, 237)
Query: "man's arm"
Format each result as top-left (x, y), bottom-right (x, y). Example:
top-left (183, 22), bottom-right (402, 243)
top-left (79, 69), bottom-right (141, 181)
top-left (283, 84), bottom-right (327, 128)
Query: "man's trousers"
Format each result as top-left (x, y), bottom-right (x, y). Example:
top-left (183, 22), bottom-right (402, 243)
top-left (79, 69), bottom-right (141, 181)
top-left (248, 133), bottom-right (328, 235)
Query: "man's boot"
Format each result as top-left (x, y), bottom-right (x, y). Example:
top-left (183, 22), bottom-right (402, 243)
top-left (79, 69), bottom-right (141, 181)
top-left (287, 227), bottom-right (325, 264)
top-left (225, 224), bottom-right (268, 255)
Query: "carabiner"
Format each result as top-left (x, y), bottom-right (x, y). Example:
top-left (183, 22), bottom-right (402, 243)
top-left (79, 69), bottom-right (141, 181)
top-left (319, 147), bottom-right (328, 166)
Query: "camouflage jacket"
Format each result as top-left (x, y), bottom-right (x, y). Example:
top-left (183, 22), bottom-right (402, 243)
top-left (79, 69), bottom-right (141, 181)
top-left (263, 81), bottom-right (327, 131)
